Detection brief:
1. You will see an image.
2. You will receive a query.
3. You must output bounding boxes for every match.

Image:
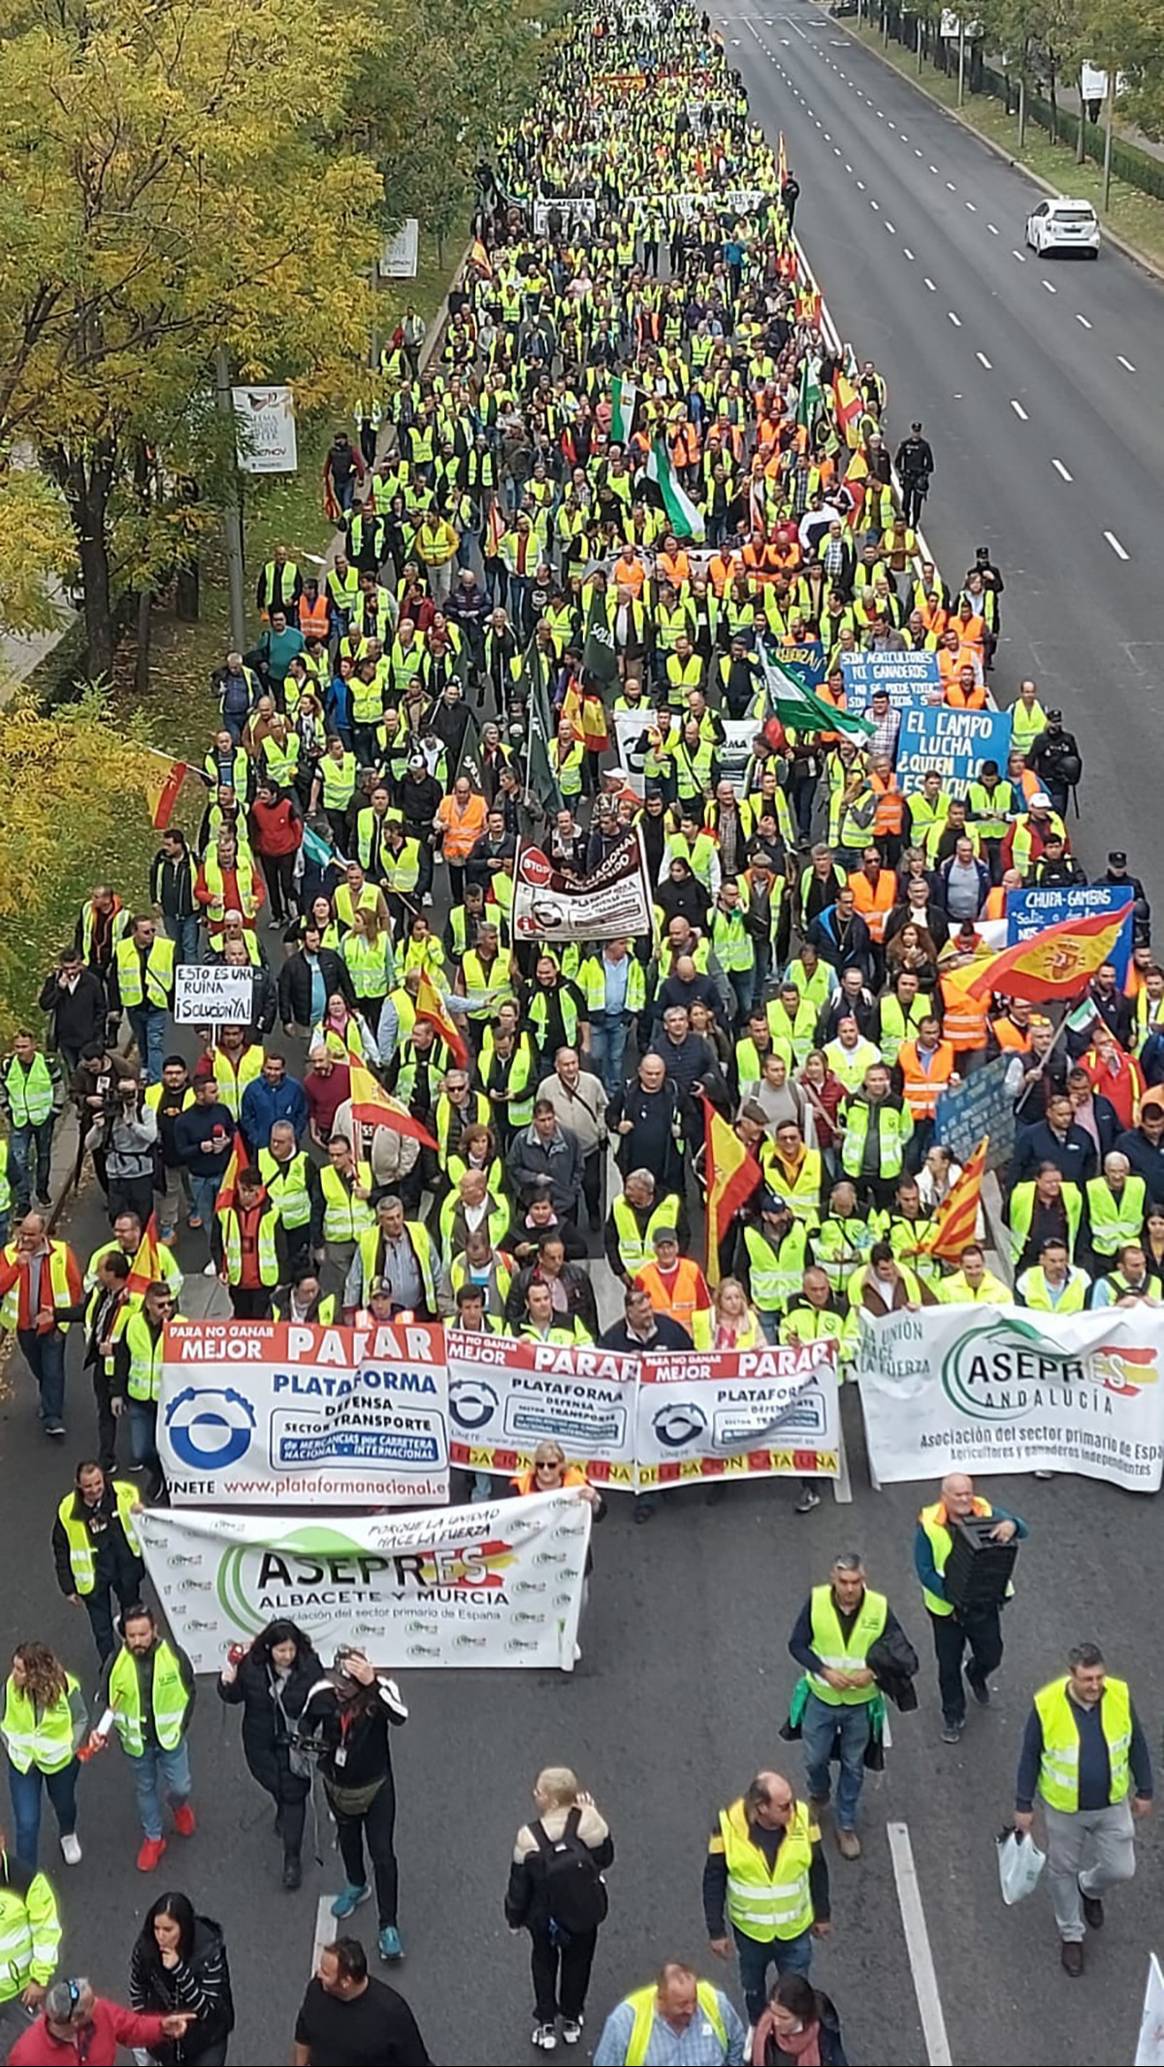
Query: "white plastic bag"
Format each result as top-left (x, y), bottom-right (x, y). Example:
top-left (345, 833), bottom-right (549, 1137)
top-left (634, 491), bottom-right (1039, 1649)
top-left (997, 1827), bottom-right (1046, 1905)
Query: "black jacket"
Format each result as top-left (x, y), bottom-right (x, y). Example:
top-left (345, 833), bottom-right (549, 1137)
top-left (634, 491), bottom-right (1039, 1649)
top-left (38, 969), bottom-right (106, 1053)
top-left (217, 1643), bottom-right (323, 1800)
top-left (505, 1259), bottom-right (598, 1335)
top-left (278, 944), bottom-right (353, 1026)
top-left (869, 1624), bottom-right (920, 1711)
top-left (130, 1915), bottom-right (234, 2062)
top-left (149, 848), bottom-right (199, 919)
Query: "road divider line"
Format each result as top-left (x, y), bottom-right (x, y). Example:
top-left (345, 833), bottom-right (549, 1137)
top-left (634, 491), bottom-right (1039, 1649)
top-left (869, 197), bottom-right (879, 209)
top-left (1052, 458), bottom-right (1073, 481)
top-left (1012, 249), bottom-right (1026, 262)
top-left (1075, 313), bottom-right (1092, 328)
top-left (965, 200), bottom-right (976, 211)
top-left (1042, 280), bottom-right (1057, 294)
top-left (903, 246), bottom-right (914, 260)
top-left (1118, 354), bottom-right (1136, 372)
top-left (884, 220), bottom-right (896, 234)
top-left (311, 1895), bottom-right (333, 1977)
top-left (976, 351), bottom-right (991, 368)
top-left (1010, 399), bottom-right (1028, 419)
top-left (923, 276), bottom-right (936, 290)
top-left (988, 222), bottom-right (999, 234)
top-left (1105, 530), bottom-right (1130, 561)
top-left (947, 311), bottom-right (962, 326)
top-left (887, 1823), bottom-right (953, 2066)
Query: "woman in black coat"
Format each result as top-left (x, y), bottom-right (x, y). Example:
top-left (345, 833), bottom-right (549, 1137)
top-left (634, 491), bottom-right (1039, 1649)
top-left (130, 1890), bottom-right (235, 2067)
top-left (216, 1618), bottom-right (322, 1888)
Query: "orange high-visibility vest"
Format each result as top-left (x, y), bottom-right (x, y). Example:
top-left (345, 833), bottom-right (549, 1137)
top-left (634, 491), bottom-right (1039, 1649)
top-left (898, 1037), bottom-right (956, 1119)
top-left (870, 771), bottom-right (904, 837)
top-left (636, 1258), bottom-right (706, 1338)
top-left (298, 592), bottom-right (330, 641)
top-left (941, 979), bottom-right (991, 1054)
top-left (983, 887), bottom-right (1007, 920)
top-left (848, 869), bottom-right (897, 943)
top-left (945, 680), bottom-right (987, 710)
top-left (510, 1464), bottom-right (588, 1496)
top-left (992, 1014), bottom-right (1031, 1053)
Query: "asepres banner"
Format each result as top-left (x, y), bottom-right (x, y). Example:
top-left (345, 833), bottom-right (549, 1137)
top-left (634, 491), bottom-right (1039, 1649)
top-left (159, 1319), bottom-right (449, 1507)
top-left (858, 1306), bottom-right (1164, 1491)
top-left (137, 1490), bottom-right (590, 1674)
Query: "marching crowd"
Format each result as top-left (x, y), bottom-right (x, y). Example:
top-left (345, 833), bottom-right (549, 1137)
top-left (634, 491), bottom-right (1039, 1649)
top-left (0, 0), bottom-right (1158, 2058)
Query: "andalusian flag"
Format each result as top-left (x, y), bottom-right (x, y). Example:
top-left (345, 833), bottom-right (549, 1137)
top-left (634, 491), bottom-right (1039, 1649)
top-left (350, 1061), bottom-right (438, 1149)
top-left (702, 1097), bottom-right (762, 1287)
top-left (760, 649), bottom-right (873, 741)
top-left (832, 370), bottom-right (863, 449)
top-left (797, 356), bottom-right (824, 433)
top-left (415, 969), bottom-right (469, 1072)
top-left (645, 437), bottom-right (705, 542)
top-left (610, 375), bottom-right (638, 446)
top-left (966, 902), bottom-right (1134, 1002)
top-left (920, 1138), bottom-right (987, 1260)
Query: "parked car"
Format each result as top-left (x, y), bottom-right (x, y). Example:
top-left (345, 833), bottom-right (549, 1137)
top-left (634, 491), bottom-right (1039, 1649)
top-left (1024, 197), bottom-right (1100, 258)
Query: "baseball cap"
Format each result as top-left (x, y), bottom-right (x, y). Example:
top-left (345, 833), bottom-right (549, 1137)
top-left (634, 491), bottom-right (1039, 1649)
top-left (1109, 850), bottom-right (1128, 867)
top-left (407, 753), bottom-right (426, 771)
top-left (652, 1227), bottom-right (679, 1245)
top-left (1029, 792), bottom-right (1052, 809)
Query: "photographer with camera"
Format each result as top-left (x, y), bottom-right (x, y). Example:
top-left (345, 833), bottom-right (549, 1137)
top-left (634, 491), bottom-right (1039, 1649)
top-left (298, 1650), bottom-right (409, 1964)
top-left (84, 1071), bottom-right (158, 1228)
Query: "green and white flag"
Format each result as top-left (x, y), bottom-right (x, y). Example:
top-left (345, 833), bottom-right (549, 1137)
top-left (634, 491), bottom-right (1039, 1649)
top-left (582, 586), bottom-right (618, 687)
top-left (797, 354), bottom-right (824, 433)
top-left (610, 375), bottom-right (638, 446)
top-left (645, 436), bottom-right (705, 543)
top-left (760, 647), bottom-right (874, 740)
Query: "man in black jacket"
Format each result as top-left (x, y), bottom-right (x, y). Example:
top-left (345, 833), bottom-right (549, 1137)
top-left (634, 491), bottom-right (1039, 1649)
top-left (52, 1458), bottom-right (146, 1661)
top-left (299, 1653), bottom-right (409, 1962)
top-left (894, 422), bottom-right (933, 528)
top-left (1009, 1090), bottom-right (1098, 1192)
top-left (394, 757), bottom-right (443, 904)
top-left (38, 949), bottom-right (106, 1076)
top-left (149, 830), bottom-right (200, 967)
top-left (278, 929), bottom-right (353, 1034)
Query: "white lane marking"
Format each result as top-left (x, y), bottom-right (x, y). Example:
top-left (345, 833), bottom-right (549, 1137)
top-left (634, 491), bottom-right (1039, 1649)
top-left (1118, 354), bottom-right (1136, 371)
top-left (915, 146), bottom-right (924, 156)
top-left (1012, 249), bottom-right (1026, 262)
top-left (311, 1895), bottom-right (334, 1977)
top-left (948, 311), bottom-right (962, 327)
top-left (856, 179), bottom-right (866, 190)
top-left (833, 145), bottom-right (842, 155)
top-left (1051, 458), bottom-right (1073, 481)
top-left (1010, 399), bottom-right (1029, 419)
top-left (784, 12), bottom-right (808, 35)
top-left (976, 351), bottom-right (992, 368)
top-left (845, 162), bottom-right (853, 173)
top-left (1105, 530), bottom-right (1130, 561)
top-left (888, 1824), bottom-right (953, 2067)
top-left (884, 220), bottom-right (896, 234)
top-left (903, 247), bottom-right (915, 260)
top-left (924, 276), bottom-right (936, 291)
top-left (869, 197), bottom-right (879, 209)
top-left (1042, 280), bottom-right (1057, 294)
top-left (888, 118), bottom-right (896, 128)
top-left (882, 1706), bottom-right (893, 1747)
top-left (900, 131), bottom-right (908, 140)
top-left (965, 200), bottom-right (977, 211)
top-left (930, 163), bottom-right (939, 173)
top-left (988, 222), bottom-right (999, 234)
top-left (946, 179), bottom-right (957, 190)
top-left (1075, 313), bottom-right (1092, 328)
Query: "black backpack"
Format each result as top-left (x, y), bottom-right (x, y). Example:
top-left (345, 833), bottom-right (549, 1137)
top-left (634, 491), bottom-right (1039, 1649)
top-left (533, 1806), bottom-right (608, 1934)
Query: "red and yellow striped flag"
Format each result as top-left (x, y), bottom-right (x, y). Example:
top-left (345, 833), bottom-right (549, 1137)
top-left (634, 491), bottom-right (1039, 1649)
top-left (702, 1096), bottom-right (762, 1287)
top-left (350, 1061), bottom-right (438, 1150)
top-left (415, 969), bottom-right (469, 1072)
top-left (966, 903), bottom-right (1133, 1001)
top-left (142, 757), bottom-right (187, 830)
top-left (920, 1137), bottom-right (988, 1260)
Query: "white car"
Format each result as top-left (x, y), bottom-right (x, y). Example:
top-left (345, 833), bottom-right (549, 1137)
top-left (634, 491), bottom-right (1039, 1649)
top-left (1025, 198), bottom-right (1100, 258)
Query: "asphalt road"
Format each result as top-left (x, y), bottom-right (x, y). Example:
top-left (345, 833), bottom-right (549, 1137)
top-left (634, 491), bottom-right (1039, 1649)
top-left (5, 33), bottom-right (1164, 2063)
top-left (725, 0), bottom-right (1164, 910)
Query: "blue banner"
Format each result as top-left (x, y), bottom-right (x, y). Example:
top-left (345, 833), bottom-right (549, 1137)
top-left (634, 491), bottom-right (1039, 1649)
top-left (779, 641), bottom-right (825, 693)
top-left (934, 1053), bottom-right (1016, 1173)
top-left (895, 706), bottom-right (1013, 788)
top-left (1006, 885), bottom-right (1135, 983)
top-left (841, 651), bottom-right (941, 708)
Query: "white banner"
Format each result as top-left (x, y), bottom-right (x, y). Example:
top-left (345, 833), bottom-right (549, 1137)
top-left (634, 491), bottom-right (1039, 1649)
top-left (159, 1319), bottom-right (449, 1507)
top-left (447, 1330), bottom-right (639, 1488)
top-left (634, 1342), bottom-right (840, 1489)
top-left (232, 385), bottom-right (298, 474)
top-left (173, 963), bottom-right (254, 1026)
top-left (513, 828), bottom-right (652, 941)
top-left (377, 219), bottom-right (419, 278)
top-left (611, 711), bottom-right (761, 794)
top-left (858, 1306), bottom-right (1164, 1491)
top-left (136, 1491), bottom-right (589, 1673)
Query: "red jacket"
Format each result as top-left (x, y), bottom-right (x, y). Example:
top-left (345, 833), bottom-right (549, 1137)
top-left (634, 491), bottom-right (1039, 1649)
top-left (0, 1241), bottom-right (83, 1332)
top-left (249, 796), bottom-right (304, 858)
top-left (9, 1999), bottom-right (169, 2065)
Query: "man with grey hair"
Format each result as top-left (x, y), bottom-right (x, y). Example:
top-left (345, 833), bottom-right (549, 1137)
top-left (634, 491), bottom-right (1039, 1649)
top-left (787, 1554), bottom-right (912, 1858)
top-left (343, 1192), bottom-right (440, 1319)
top-left (914, 1472), bottom-right (1027, 1745)
top-left (8, 1976), bottom-right (190, 2063)
top-left (537, 1047), bottom-right (608, 1232)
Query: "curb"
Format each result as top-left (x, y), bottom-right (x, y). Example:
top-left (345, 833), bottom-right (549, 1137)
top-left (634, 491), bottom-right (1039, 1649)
top-left (814, 7), bottom-right (1164, 285)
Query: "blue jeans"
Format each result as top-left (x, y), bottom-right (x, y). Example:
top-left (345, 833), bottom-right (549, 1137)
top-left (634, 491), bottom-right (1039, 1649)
top-left (801, 1690), bottom-right (871, 1830)
top-left (132, 1738), bottom-right (191, 1841)
top-left (127, 1005), bottom-right (166, 1084)
top-left (733, 1926), bottom-right (813, 2026)
top-left (188, 1171), bottom-right (220, 1234)
top-left (16, 1328), bottom-right (66, 1426)
top-left (9, 1760), bottom-right (78, 1868)
top-left (129, 1399), bottom-right (160, 1479)
top-left (9, 1119), bottom-right (55, 1209)
top-left (758, 1309), bottom-right (782, 1346)
top-left (164, 913), bottom-right (200, 966)
top-left (588, 1014), bottom-right (631, 1101)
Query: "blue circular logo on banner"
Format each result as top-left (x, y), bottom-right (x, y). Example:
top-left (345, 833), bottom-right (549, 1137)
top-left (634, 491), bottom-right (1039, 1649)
top-left (164, 1386), bottom-right (256, 1470)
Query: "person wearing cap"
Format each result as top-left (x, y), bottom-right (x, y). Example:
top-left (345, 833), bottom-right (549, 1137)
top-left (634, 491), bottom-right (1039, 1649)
top-left (1027, 709), bottom-right (1083, 818)
top-left (1000, 792), bottom-right (1068, 882)
top-left (634, 1229), bottom-right (712, 1350)
top-left (395, 754), bottom-right (442, 906)
top-left (1099, 851), bottom-right (1151, 946)
top-left (7, 1975), bottom-right (189, 2066)
top-left (742, 1195), bottom-right (815, 1345)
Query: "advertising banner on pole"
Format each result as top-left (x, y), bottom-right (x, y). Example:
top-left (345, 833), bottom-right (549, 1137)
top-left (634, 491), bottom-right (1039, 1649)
top-left (231, 385), bottom-right (298, 474)
top-left (858, 1306), bottom-right (1164, 1490)
top-left (447, 1331), bottom-right (638, 1487)
top-left (512, 829), bottom-right (652, 941)
top-left (136, 1490), bottom-right (590, 1673)
top-left (1006, 884), bottom-right (1134, 984)
top-left (159, 1319), bottom-right (449, 1507)
top-left (633, 1341), bottom-right (840, 1489)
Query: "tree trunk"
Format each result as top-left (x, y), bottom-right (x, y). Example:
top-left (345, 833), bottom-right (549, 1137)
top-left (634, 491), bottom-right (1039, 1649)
top-left (71, 450), bottom-right (116, 683)
top-left (134, 587), bottom-right (153, 695)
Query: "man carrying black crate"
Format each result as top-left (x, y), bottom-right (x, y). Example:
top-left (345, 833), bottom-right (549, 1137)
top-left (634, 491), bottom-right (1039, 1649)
top-left (915, 1473), bottom-right (1028, 1745)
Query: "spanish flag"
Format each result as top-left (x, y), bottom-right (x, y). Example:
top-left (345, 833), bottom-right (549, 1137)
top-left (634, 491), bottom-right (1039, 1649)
top-left (920, 1137), bottom-right (987, 1260)
top-left (350, 1061), bottom-right (438, 1150)
top-left (124, 1212), bottom-right (164, 1298)
top-left (142, 756), bottom-right (187, 830)
top-left (832, 371), bottom-right (864, 449)
top-left (214, 1130), bottom-right (248, 1214)
top-left (702, 1096), bottom-right (762, 1287)
top-left (415, 969), bottom-right (469, 1072)
top-left (966, 902), bottom-right (1133, 1002)
top-left (469, 238), bottom-right (493, 280)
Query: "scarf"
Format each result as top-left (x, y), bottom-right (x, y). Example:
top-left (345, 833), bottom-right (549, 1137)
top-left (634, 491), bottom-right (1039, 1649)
top-left (752, 2010), bottom-right (822, 2065)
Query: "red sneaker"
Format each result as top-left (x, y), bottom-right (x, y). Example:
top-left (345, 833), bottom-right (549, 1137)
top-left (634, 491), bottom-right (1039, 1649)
top-left (137, 1836), bottom-right (167, 1872)
top-left (172, 1804), bottom-right (196, 1838)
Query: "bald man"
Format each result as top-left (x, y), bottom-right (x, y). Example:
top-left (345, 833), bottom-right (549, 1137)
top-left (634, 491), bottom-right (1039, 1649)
top-left (915, 1473), bottom-right (1028, 1743)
